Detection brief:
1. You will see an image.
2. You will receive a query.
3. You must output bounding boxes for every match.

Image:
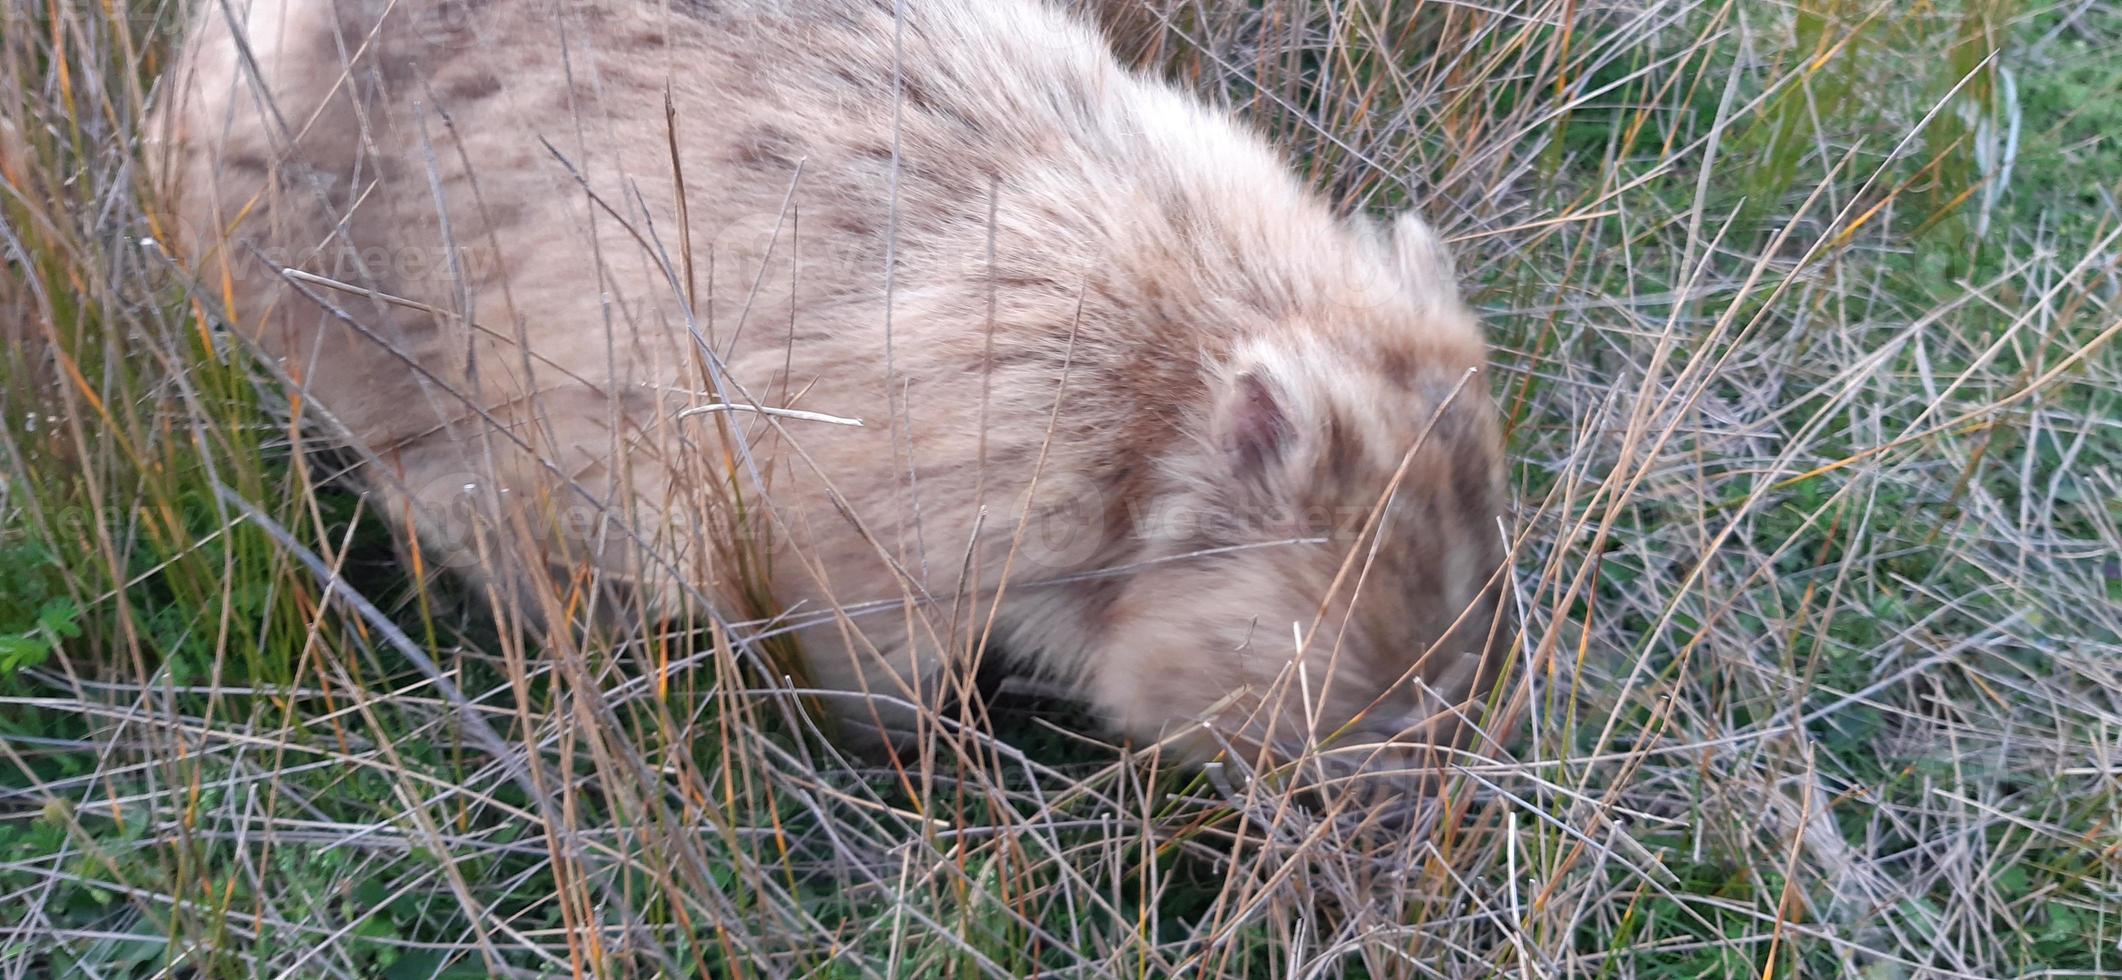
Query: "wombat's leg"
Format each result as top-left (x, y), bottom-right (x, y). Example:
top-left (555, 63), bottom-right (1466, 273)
top-left (1081, 637), bottom-right (1275, 763)
top-left (788, 617), bottom-right (957, 756)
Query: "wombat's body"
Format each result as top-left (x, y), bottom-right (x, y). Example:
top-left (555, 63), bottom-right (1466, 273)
top-left (159, 0), bottom-right (1511, 761)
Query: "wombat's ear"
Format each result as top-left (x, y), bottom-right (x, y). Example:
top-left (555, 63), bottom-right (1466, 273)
top-left (1385, 210), bottom-right (1459, 297)
top-left (1216, 369), bottom-right (1291, 478)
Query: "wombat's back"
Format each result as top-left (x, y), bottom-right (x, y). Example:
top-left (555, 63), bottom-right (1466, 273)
top-left (158, 0), bottom-right (1326, 549)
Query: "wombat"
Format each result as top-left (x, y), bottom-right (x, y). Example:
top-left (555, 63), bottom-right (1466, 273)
top-left (155, 0), bottom-right (1513, 767)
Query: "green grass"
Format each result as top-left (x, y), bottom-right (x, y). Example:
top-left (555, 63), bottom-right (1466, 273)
top-left (3, 0), bottom-right (2119, 976)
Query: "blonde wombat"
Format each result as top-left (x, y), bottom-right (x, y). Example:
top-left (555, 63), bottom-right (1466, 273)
top-left (156, 0), bottom-right (1513, 766)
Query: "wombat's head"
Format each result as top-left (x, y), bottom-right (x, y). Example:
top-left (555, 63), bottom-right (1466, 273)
top-left (1089, 221), bottom-right (1512, 775)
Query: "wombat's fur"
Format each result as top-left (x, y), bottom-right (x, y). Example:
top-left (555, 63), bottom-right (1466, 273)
top-left (156, 0), bottom-right (1513, 765)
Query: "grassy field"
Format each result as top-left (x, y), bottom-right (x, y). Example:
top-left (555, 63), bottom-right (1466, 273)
top-left (3, 0), bottom-right (2118, 976)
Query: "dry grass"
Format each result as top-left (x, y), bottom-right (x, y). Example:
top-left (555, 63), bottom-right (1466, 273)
top-left (3, 0), bottom-right (2119, 976)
